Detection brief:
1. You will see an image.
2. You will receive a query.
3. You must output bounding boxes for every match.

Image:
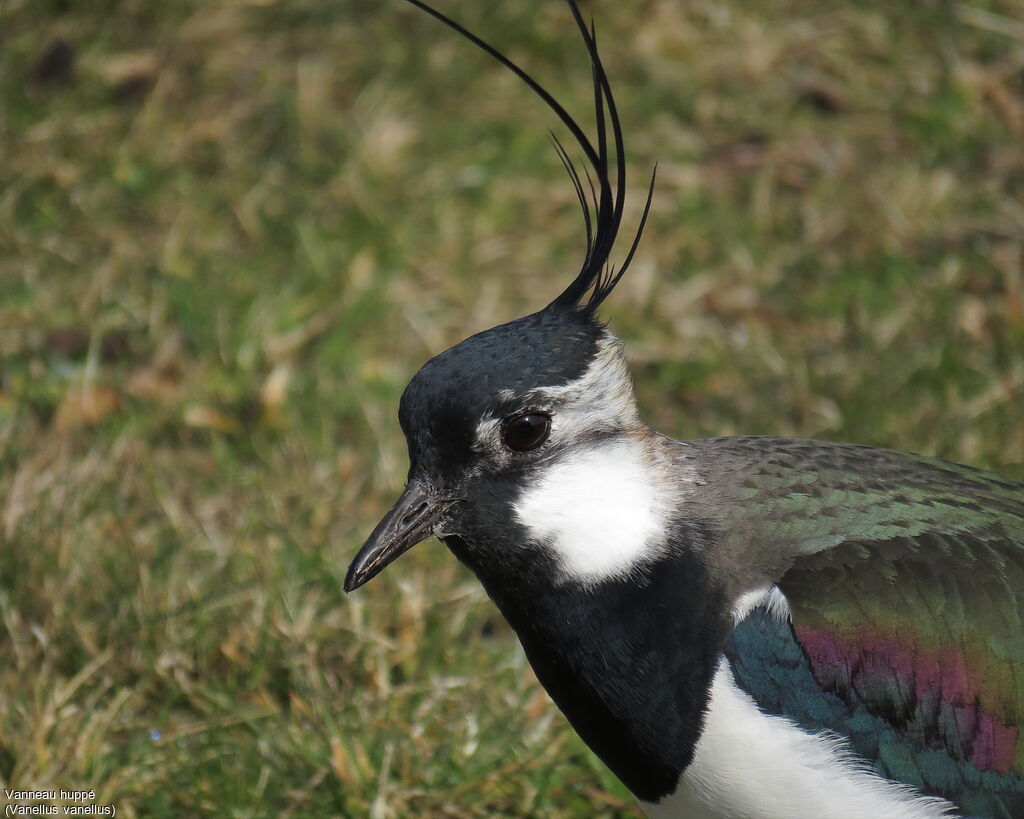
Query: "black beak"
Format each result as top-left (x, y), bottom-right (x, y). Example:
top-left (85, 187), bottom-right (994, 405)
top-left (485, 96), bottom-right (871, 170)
top-left (344, 481), bottom-right (445, 592)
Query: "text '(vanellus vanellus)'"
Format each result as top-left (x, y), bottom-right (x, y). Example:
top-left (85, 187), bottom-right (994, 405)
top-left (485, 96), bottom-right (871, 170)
top-left (345, 2), bottom-right (1024, 816)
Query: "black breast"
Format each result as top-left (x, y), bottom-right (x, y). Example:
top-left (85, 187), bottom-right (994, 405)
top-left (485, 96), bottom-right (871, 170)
top-left (475, 529), bottom-right (731, 802)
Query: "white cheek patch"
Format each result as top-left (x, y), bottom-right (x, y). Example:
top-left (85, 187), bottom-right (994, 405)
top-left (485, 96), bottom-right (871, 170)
top-left (512, 440), bottom-right (669, 584)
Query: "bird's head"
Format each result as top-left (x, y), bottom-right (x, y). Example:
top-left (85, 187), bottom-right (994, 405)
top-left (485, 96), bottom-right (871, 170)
top-left (345, 0), bottom-right (658, 595)
top-left (344, 304), bottom-right (665, 592)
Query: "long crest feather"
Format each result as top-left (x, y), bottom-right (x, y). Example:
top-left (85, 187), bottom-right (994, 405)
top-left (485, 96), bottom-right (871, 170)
top-left (400, 0), bottom-right (655, 314)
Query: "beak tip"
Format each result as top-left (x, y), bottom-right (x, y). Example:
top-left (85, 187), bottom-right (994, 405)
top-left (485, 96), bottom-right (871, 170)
top-left (343, 565), bottom-right (364, 593)
top-left (346, 481), bottom-right (442, 595)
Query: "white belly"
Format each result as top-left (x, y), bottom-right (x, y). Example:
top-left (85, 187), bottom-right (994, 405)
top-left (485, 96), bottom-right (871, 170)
top-left (640, 662), bottom-right (957, 819)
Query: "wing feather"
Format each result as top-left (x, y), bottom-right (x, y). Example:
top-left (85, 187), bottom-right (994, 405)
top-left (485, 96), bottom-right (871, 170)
top-left (702, 437), bottom-right (1024, 815)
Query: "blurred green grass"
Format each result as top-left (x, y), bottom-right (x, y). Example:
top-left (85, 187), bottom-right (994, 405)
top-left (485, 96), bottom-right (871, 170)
top-left (1, 0), bottom-right (1023, 816)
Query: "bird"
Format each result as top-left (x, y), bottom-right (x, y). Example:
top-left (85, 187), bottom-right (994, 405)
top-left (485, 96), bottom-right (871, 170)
top-left (344, 2), bottom-right (1024, 817)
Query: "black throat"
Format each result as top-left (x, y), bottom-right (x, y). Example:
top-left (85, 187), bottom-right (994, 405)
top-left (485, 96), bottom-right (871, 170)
top-left (446, 525), bottom-right (730, 802)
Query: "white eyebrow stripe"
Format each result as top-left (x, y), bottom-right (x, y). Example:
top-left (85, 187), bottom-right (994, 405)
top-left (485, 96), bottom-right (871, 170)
top-left (471, 331), bottom-right (638, 457)
top-left (529, 332), bottom-right (637, 422)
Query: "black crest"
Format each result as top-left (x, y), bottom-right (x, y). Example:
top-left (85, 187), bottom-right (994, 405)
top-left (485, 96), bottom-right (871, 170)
top-left (402, 0), bottom-right (656, 314)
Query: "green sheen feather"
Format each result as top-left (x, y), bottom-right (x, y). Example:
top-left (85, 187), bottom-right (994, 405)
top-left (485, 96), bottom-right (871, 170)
top-left (695, 436), bottom-right (1024, 785)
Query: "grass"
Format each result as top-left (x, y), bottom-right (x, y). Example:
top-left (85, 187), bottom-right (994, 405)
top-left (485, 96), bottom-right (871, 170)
top-left (1, 0), bottom-right (1023, 815)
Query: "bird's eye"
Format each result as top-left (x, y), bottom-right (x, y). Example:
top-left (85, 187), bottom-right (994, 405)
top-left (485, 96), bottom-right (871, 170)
top-left (502, 413), bottom-right (551, 452)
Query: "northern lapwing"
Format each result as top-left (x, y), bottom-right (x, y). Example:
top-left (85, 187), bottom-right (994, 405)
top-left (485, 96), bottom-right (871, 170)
top-left (345, 2), bottom-right (1024, 816)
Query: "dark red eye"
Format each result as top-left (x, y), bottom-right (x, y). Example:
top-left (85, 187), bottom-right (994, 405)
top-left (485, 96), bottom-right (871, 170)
top-left (502, 413), bottom-right (551, 452)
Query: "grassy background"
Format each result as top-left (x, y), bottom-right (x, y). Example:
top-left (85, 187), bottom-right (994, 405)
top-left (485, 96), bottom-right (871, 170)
top-left (2, 0), bottom-right (1023, 815)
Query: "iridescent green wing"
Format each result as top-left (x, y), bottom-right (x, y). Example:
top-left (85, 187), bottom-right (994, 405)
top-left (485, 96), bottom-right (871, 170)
top-left (705, 438), bottom-right (1024, 815)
